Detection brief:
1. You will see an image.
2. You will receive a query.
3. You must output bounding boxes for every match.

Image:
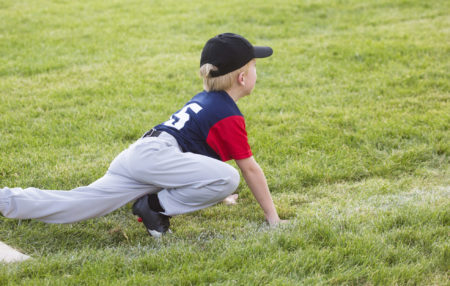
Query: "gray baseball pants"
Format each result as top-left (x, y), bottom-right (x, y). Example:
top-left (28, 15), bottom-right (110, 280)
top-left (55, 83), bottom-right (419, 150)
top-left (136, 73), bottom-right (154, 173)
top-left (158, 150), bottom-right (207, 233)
top-left (0, 132), bottom-right (240, 223)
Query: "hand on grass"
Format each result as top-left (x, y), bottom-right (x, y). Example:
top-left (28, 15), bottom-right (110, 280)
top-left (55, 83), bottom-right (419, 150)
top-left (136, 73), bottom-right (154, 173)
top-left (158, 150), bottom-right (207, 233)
top-left (222, 194), bottom-right (238, 205)
top-left (267, 218), bottom-right (289, 228)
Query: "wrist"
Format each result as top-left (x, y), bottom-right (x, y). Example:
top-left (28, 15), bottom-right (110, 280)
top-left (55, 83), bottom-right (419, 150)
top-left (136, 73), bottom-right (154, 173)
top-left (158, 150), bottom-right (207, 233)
top-left (265, 214), bottom-right (280, 225)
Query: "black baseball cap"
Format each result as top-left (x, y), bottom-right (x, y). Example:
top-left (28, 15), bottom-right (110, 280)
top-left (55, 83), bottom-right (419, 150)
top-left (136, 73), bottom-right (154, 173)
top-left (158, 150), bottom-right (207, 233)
top-left (200, 33), bottom-right (273, 77)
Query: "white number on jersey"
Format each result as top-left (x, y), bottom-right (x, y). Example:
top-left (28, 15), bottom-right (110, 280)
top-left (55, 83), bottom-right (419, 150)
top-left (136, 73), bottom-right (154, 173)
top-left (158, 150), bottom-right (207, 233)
top-left (163, 103), bottom-right (203, 130)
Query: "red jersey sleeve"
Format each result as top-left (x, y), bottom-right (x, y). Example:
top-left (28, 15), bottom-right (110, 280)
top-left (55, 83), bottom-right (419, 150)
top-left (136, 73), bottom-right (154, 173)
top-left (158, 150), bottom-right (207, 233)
top-left (206, 115), bottom-right (253, 161)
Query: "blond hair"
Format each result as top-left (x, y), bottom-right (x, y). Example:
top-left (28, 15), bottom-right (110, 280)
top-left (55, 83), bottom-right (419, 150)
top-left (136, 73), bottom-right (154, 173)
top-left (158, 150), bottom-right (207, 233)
top-left (199, 61), bottom-right (252, 92)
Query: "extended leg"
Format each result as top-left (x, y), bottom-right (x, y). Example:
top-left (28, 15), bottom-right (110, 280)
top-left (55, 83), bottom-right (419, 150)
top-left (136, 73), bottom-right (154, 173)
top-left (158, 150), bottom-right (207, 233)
top-left (0, 173), bottom-right (156, 223)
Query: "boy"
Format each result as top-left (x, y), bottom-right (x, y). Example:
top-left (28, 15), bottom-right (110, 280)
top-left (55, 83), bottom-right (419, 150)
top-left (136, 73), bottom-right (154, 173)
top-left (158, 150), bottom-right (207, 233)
top-left (0, 33), bottom-right (283, 237)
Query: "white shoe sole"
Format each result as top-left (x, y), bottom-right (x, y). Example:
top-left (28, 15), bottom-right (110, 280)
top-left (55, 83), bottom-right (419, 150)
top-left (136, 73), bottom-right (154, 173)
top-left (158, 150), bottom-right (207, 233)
top-left (147, 229), bottom-right (172, 238)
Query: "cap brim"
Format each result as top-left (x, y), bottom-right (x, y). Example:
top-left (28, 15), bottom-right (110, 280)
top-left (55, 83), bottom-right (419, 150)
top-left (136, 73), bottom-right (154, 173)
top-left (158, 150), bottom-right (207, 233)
top-left (254, 46), bottom-right (273, 58)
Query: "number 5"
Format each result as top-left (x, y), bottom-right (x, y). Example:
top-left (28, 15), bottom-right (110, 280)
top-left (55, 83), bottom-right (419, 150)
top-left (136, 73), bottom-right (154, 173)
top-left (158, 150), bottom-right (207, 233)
top-left (163, 103), bottom-right (203, 130)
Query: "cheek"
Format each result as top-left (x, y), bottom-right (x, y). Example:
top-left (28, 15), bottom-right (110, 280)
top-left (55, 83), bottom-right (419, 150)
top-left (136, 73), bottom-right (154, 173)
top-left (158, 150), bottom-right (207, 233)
top-left (250, 68), bottom-right (256, 80)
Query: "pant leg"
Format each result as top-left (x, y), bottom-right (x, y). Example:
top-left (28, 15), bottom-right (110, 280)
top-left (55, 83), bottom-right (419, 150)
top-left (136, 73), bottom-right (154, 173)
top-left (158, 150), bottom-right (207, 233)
top-left (0, 143), bottom-right (160, 223)
top-left (125, 133), bottom-right (241, 216)
top-left (0, 169), bottom-right (161, 224)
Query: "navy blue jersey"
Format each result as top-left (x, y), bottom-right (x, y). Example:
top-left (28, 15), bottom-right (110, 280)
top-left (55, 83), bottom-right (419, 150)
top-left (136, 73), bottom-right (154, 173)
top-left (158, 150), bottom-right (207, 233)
top-left (154, 90), bottom-right (252, 161)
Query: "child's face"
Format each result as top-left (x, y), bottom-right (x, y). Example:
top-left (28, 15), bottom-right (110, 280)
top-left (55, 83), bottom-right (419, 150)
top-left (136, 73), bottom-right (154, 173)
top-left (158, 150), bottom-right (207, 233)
top-left (244, 60), bottom-right (257, 95)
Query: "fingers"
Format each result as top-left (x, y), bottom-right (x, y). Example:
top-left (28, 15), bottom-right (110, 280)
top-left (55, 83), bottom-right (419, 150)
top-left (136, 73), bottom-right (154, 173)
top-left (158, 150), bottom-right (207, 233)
top-left (268, 219), bottom-right (289, 228)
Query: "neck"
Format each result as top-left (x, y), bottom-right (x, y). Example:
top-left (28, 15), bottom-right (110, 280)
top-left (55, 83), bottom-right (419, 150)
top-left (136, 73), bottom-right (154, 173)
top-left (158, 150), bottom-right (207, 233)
top-left (225, 86), bottom-right (246, 102)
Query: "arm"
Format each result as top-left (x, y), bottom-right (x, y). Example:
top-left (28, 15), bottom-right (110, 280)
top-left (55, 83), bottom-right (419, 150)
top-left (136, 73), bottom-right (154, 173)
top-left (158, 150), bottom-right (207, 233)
top-left (235, 156), bottom-right (281, 226)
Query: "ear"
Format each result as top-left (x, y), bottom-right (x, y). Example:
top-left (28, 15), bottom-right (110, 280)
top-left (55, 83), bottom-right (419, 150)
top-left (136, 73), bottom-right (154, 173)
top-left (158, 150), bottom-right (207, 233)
top-left (237, 72), bottom-right (246, 86)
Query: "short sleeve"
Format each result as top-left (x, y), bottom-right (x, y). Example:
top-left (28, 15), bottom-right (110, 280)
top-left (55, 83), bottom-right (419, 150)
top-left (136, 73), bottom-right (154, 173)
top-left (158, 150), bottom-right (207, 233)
top-left (206, 115), bottom-right (253, 161)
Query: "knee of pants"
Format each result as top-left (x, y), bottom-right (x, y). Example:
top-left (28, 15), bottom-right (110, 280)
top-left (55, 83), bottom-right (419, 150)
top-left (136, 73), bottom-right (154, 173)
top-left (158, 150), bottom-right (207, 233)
top-left (223, 166), bottom-right (240, 196)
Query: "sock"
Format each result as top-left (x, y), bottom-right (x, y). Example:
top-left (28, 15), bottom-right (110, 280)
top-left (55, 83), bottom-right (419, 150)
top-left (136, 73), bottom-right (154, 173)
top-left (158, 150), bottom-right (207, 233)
top-left (147, 194), bottom-right (164, 213)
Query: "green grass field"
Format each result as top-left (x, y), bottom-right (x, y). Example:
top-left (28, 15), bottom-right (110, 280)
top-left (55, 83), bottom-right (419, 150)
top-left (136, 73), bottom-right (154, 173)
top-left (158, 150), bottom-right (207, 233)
top-left (1, 0), bottom-right (449, 284)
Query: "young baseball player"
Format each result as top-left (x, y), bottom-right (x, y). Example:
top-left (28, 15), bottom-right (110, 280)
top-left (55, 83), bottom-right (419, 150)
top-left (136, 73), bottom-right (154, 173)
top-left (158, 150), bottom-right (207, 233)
top-left (0, 33), bottom-right (283, 237)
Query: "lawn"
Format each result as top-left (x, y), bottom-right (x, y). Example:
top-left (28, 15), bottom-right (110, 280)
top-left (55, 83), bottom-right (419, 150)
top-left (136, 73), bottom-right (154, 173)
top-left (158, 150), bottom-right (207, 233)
top-left (0, 0), bottom-right (449, 284)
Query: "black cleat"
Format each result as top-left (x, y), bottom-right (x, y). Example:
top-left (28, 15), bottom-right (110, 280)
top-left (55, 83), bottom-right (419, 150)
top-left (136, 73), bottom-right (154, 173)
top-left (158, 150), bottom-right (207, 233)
top-left (132, 195), bottom-right (170, 237)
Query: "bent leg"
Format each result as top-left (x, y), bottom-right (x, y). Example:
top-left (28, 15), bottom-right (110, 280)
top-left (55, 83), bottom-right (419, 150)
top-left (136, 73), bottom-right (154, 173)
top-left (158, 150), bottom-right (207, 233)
top-left (157, 152), bottom-right (240, 216)
top-left (126, 136), bottom-right (240, 216)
